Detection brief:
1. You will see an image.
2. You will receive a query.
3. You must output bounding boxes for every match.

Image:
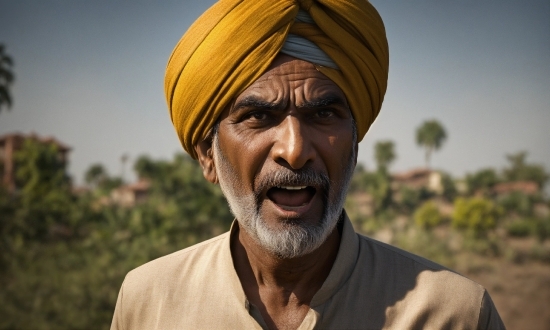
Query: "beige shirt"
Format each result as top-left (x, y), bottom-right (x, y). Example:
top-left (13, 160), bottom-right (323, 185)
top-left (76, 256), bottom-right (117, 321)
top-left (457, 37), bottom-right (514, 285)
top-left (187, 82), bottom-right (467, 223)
top-left (111, 215), bottom-right (505, 329)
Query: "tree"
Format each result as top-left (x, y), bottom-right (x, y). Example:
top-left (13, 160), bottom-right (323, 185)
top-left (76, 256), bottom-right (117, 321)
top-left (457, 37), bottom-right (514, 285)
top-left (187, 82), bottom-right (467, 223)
top-left (466, 168), bottom-right (499, 195)
top-left (374, 140), bottom-right (396, 172)
top-left (0, 44), bottom-right (15, 113)
top-left (84, 163), bottom-right (107, 188)
top-left (502, 151), bottom-right (548, 189)
top-left (416, 120), bottom-right (447, 168)
top-left (120, 153), bottom-right (129, 182)
top-left (133, 155), bottom-right (160, 180)
top-left (11, 139), bottom-right (73, 241)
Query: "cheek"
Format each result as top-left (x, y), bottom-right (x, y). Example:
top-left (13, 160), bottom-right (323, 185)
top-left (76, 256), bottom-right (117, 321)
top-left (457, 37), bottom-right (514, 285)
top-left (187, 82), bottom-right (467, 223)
top-left (328, 135), bottom-right (339, 146)
top-left (323, 125), bottom-right (353, 151)
top-left (219, 129), bottom-right (273, 184)
top-left (322, 130), bottom-right (355, 175)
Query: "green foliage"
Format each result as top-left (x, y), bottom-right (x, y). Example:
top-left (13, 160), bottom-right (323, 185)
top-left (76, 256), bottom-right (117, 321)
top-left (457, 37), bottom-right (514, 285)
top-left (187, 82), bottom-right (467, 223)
top-left (393, 227), bottom-right (455, 268)
top-left (534, 217), bottom-right (550, 242)
top-left (414, 201), bottom-right (444, 229)
top-left (506, 220), bottom-right (533, 238)
top-left (133, 155), bottom-right (161, 180)
top-left (440, 172), bottom-right (457, 201)
top-left (399, 187), bottom-right (421, 213)
top-left (498, 192), bottom-right (533, 217)
top-left (415, 119), bottom-right (447, 167)
top-left (349, 163), bottom-right (368, 193)
top-left (503, 151), bottom-right (549, 189)
top-left (398, 187), bottom-right (432, 214)
top-left (8, 139), bottom-right (73, 243)
top-left (374, 140), bottom-right (396, 171)
top-left (466, 168), bottom-right (499, 195)
top-left (1, 150), bottom-right (233, 329)
top-left (85, 163), bottom-right (107, 187)
top-left (349, 166), bottom-right (392, 214)
top-left (84, 163), bottom-right (123, 194)
top-left (365, 170), bottom-right (392, 213)
top-left (452, 197), bottom-right (502, 236)
top-left (0, 44), bottom-right (15, 113)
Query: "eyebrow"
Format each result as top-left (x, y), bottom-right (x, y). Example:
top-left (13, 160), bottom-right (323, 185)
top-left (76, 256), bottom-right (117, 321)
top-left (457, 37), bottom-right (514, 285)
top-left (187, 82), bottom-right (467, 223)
top-left (232, 94), bottom-right (348, 113)
top-left (232, 96), bottom-right (284, 113)
top-left (298, 94), bottom-right (348, 110)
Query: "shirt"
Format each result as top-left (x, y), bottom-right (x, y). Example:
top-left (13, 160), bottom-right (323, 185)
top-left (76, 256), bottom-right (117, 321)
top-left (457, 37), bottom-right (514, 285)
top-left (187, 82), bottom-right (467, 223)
top-left (111, 214), bottom-right (505, 329)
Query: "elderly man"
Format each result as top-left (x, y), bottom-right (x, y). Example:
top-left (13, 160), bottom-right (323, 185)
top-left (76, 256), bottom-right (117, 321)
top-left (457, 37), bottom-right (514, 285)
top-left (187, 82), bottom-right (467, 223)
top-left (111, 0), bottom-right (504, 329)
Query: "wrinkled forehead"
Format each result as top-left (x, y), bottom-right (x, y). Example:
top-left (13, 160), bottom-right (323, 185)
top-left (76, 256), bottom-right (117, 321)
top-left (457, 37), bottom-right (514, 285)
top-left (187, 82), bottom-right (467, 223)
top-left (231, 54), bottom-right (350, 111)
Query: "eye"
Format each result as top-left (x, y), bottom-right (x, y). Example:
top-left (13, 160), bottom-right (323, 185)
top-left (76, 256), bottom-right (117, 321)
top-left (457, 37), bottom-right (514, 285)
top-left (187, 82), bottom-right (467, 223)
top-left (250, 112), bottom-right (267, 120)
top-left (316, 109), bottom-right (334, 119)
top-left (243, 111), bottom-right (268, 121)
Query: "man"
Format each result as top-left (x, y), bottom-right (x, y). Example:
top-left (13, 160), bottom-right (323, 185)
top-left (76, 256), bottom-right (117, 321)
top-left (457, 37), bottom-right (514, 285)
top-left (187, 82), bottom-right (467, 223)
top-left (112, 0), bottom-right (505, 329)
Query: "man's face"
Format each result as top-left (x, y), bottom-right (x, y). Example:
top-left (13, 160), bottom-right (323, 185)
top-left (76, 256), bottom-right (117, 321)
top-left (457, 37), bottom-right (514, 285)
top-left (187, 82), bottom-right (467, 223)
top-left (211, 55), bottom-right (357, 258)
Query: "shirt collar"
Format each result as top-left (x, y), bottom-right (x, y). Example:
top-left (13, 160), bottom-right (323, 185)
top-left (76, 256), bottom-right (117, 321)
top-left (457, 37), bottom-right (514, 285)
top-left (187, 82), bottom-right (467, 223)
top-left (310, 211), bottom-right (359, 306)
top-left (225, 211), bottom-right (360, 308)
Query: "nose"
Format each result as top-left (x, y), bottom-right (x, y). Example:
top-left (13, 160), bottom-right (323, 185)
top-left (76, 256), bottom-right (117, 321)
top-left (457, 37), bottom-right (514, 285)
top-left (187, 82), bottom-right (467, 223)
top-left (271, 115), bottom-right (316, 169)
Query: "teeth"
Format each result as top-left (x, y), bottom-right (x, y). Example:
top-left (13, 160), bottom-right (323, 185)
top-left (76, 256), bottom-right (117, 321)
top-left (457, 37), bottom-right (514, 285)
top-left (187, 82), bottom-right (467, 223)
top-left (277, 186), bottom-right (307, 190)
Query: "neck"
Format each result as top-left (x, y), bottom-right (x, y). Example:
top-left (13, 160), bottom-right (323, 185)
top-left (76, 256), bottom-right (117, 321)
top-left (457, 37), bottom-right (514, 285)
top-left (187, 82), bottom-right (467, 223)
top-left (231, 221), bottom-right (341, 305)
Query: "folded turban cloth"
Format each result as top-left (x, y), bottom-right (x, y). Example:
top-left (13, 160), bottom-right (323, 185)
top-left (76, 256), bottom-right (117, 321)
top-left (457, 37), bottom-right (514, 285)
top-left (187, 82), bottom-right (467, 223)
top-left (165, 0), bottom-right (389, 159)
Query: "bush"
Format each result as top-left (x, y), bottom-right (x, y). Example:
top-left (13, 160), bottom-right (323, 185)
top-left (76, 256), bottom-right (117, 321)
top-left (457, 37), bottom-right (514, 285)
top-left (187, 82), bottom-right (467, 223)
top-left (498, 192), bottom-right (533, 217)
top-left (414, 201), bottom-right (443, 229)
top-left (506, 220), bottom-right (533, 237)
top-left (535, 217), bottom-right (550, 242)
top-left (1, 152), bottom-right (234, 329)
top-left (440, 173), bottom-right (458, 201)
top-left (399, 187), bottom-right (420, 213)
top-left (452, 197), bottom-right (502, 236)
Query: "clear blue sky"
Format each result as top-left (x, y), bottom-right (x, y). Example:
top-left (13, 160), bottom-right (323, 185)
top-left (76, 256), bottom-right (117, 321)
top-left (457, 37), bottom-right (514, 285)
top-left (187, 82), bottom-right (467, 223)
top-left (1, 1), bottom-right (549, 185)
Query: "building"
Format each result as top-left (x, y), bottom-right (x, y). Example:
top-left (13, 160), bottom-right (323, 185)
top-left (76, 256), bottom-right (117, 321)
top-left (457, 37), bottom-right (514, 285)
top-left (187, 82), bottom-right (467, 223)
top-left (391, 168), bottom-right (443, 195)
top-left (110, 179), bottom-right (151, 207)
top-left (0, 132), bottom-right (71, 191)
top-left (492, 181), bottom-right (540, 196)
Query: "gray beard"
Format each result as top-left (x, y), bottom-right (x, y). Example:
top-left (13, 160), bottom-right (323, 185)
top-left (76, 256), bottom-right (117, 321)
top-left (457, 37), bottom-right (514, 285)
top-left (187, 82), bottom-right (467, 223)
top-left (212, 131), bottom-right (356, 259)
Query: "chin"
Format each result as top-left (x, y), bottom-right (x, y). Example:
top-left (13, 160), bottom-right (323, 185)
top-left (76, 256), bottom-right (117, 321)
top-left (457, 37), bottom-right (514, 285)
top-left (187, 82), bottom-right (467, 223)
top-left (229, 192), bottom-right (342, 259)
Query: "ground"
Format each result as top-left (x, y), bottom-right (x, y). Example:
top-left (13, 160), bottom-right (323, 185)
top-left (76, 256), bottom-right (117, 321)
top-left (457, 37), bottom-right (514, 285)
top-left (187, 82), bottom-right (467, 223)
top-left (459, 245), bottom-right (550, 329)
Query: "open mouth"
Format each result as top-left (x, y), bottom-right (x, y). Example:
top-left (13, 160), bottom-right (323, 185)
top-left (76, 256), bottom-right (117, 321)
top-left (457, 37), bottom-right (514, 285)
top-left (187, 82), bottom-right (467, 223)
top-left (266, 186), bottom-right (316, 208)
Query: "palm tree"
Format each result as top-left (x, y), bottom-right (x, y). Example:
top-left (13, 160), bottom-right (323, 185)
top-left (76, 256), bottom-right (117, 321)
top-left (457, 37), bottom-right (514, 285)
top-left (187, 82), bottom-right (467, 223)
top-left (0, 44), bottom-right (15, 114)
top-left (120, 153), bottom-right (129, 182)
top-left (374, 140), bottom-right (396, 171)
top-left (416, 120), bottom-right (447, 168)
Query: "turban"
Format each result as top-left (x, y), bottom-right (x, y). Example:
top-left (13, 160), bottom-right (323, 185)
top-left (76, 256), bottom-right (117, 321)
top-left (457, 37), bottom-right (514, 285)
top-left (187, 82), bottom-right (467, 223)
top-left (165, 0), bottom-right (389, 159)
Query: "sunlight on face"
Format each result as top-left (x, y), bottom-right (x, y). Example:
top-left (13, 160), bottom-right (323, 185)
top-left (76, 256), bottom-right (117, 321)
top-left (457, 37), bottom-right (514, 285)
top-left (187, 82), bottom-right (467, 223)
top-left (213, 126), bottom-right (356, 259)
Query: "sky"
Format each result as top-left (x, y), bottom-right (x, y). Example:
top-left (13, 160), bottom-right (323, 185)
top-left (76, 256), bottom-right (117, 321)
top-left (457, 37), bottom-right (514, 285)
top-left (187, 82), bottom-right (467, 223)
top-left (1, 1), bottom-right (549, 185)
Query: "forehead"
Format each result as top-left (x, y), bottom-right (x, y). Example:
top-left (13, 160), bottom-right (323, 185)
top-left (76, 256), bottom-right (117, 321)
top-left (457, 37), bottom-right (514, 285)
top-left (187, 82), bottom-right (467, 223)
top-left (233, 54), bottom-right (348, 106)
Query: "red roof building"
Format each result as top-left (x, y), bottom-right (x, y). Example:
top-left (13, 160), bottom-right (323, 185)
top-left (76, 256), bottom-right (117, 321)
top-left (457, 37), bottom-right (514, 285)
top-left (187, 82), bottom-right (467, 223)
top-left (0, 132), bottom-right (71, 191)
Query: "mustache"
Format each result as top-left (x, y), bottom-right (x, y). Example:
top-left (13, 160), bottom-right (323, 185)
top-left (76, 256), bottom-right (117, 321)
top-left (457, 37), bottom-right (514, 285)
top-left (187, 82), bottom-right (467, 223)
top-left (255, 167), bottom-right (330, 193)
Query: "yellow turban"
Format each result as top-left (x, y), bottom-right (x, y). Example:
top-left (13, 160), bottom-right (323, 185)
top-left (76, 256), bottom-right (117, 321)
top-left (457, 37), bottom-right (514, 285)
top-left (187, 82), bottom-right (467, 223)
top-left (165, 0), bottom-right (389, 159)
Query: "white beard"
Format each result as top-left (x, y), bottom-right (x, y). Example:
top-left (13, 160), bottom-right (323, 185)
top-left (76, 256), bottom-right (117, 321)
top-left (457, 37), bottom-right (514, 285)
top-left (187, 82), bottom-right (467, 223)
top-left (212, 130), bottom-right (356, 259)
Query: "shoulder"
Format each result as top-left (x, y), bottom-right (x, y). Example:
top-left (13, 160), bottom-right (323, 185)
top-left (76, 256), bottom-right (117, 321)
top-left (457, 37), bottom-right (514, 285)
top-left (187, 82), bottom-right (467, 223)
top-left (357, 233), bottom-right (455, 272)
top-left (354, 234), bottom-right (492, 328)
top-left (357, 233), bottom-right (484, 294)
top-left (123, 232), bottom-right (230, 292)
top-left (111, 230), bottom-right (257, 329)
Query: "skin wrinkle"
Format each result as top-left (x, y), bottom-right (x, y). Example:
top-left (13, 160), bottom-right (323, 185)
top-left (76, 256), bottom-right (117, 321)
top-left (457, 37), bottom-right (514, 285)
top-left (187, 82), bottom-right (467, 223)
top-left (206, 57), bottom-right (359, 260)
top-left (212, 118), bottom-right (356, 259)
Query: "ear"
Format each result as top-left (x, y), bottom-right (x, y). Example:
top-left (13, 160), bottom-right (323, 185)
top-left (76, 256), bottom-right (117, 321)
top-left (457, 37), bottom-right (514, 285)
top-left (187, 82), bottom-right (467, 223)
top-left (195, 136), bottom-right (218, 184)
